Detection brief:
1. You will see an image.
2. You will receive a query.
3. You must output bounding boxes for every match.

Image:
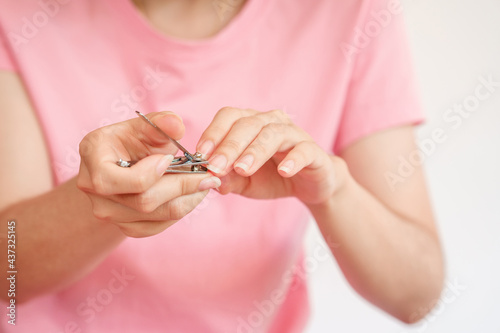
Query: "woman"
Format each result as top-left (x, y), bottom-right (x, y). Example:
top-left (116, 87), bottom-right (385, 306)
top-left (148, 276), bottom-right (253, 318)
top-left (0, 0), bottom-right (444, 331)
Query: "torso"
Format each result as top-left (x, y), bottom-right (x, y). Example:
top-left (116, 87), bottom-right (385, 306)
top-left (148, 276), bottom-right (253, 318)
top-left (0, 0), bottom-right (387, 332)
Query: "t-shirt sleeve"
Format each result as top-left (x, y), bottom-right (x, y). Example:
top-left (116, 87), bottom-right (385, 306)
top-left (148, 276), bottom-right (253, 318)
top-left (333, 0), bottom-right (424, 154)
top-left (0, 27), bottom-right (17, 71)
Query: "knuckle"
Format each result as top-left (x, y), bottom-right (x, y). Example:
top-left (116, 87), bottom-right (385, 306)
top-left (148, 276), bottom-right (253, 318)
top-left (219, 106), bottom-right (233, 113)
top-left (253, 132), bottom-right (271, 147)
top-left (248, 140), bottom-right (268, 156)
top-left (180, 176), bottom-right (197, 195)
top-left (234, 116), bottom-right (263, 129)
top-left (83, 130), bottom-right (98, 142)
top-left (76, 176), bottom-right (90, 192)
top-left (92, 205), bottom-right (112, 222)
top-left (219, 106), bottom-right (249, 119)
top-left (147, 222), bottom-right (173, 236)
top-left (100, 123), bottom-right (119, 136)
top-left (217, 186), bottom-right (231, 195)
top-left (79, 131), bottom-right (102, 158)
top-left (91, 174), bottom-right (108, 194)
top-left (78, 139), bottom-right (92, 158)
top-left (131, 173), bottom-right (150, 192)
top-left (218, 106), bottom-right (237, 116)
top-left (220, 138), bottom-right (242, 154)
top-left (167, 192), bottom-right (205, 220)
top-left (118, 225), bottom-right (143, 238)
top-left (167, 199), bottom-right (191, 221)
top-left (272, 108), bottom-right (285, 116)
top-left (135, 191), bottom-right (157, 213)
top-left (264, 122), bottom-right (285, 136)
top-left (293, 148), bottom-right (308, 162)
top-left (205, 123), bottom-right (226, 139)
top-left (297, 126), bottom-right (313, 139)
top-left (297, 140), bottom-right (315, 150)
top-left (270, 109), bottom-right (289, 122)
top-left (82, 130), bottom-right (102, 146)
top-left (294, 141), bottom-right (313, 157)
top-left (332, 155), bottom-right (348, 171)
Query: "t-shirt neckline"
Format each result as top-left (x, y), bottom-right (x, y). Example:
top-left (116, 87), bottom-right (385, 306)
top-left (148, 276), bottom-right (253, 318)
top-left (110, 0), bottom-right (266, 59)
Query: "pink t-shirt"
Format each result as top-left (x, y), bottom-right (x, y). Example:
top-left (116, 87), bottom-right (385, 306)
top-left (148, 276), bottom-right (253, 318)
top-left (0, 0), bottom-right (423, 332)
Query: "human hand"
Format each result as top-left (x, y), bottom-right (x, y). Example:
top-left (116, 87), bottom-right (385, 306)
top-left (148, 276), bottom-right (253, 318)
top-left (196, 107), bottom-right (347, 205)
top-left (77, 112), bottom-right (221, 237)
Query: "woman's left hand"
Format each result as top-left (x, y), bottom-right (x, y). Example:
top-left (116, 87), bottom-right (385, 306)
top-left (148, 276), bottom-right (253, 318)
top-left (196, 107), bottom-right (347, 205)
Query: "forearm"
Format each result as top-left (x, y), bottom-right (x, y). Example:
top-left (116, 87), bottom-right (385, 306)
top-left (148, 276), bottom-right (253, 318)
top-left (308, 159), bottom-right (444, 323)
top-left (0, 177), bottom-right (125, 303)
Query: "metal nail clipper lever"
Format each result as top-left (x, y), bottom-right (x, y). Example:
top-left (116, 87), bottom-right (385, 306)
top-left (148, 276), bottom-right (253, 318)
top-left (116, 111), bottom-right (208, 174)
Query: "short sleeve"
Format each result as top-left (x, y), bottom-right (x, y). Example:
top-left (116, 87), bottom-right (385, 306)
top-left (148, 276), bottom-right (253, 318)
top-left (333, 0), bottom-right (424, 154)
top-left (0, 26), bottom-right (16, 71)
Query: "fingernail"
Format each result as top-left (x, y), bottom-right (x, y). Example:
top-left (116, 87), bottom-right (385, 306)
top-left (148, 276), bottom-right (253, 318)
top-left (198, 176), bottom-right (222, 191)
top-left (235, 155), bottom-right (254, 173)
top-left (156, 155), bottom-right (174, 176)
top-left (198, 140), bottom-right (215, 158)
top-left (279, 160), bottom-right (295, 175)
top-left (207, 155), bottom-right (227, 174)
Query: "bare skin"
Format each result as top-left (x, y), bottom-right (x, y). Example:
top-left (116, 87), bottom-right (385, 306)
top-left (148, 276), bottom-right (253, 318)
top-left (131, 0), bottom-right (246, 39)
top-left (0, 0), bottom-right (241, 302)
top-left (196, 108), bottom-right (444, 323)
top-left (0, 0), bottom-right (443, 324)
top-left (0, 73), bottom-right (218, 302)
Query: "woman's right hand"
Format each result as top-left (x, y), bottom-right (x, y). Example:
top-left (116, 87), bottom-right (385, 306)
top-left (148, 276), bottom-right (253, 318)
top-left (76, 111), bottom-right (221, 238)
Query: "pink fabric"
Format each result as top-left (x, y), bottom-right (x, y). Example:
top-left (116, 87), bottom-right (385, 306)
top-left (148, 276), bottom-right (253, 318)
top-left (0, 28), bottom-right (14, 70)
top-left (0, 0), bottom-right (423, 332)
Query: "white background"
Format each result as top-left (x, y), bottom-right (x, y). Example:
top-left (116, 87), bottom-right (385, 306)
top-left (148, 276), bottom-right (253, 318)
top-left (305, 0), bottom-right (500, 332)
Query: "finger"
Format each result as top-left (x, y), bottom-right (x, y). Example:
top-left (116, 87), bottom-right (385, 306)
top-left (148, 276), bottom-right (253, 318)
top-left (135, 111), bottom-right (185, 148)
top-left (277, 141), bottom-right (327, 178)
top-left (90, 112), bottom-right (184, 160)
top-left (217, 171), bottom-right (250, 196)
top-left (196, 107), bottom-right (256, 157)
top-left (201, 109), bottom-right (295, 175)
top-left (233, 124), bottom-right (311, 176)
top-left (203, 115), bottom-right (267, 175)
top-left (79, 111), bottom-right (185, 195)
top-left (78, 153), bottom-right (175, 195)
top-left (218, 163), bottom-right (290, 198)
top-left (111, 173), bottom-right (221, 213)
top-left (89, 190), bottom-right (209, 223)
